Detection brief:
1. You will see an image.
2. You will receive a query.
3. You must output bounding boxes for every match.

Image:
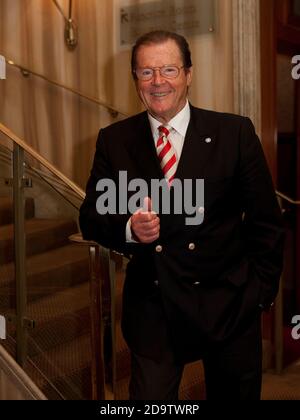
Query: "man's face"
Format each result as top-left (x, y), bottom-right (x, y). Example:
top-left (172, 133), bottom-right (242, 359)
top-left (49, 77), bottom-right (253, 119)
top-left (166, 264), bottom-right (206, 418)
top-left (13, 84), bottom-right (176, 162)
top-left (135, 39), bottom-right (192, 124)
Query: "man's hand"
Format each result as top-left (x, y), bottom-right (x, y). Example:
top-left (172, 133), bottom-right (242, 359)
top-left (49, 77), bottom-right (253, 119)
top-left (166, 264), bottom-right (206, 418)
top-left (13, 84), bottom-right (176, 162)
top-left (130, 197), bottom-right (160, 243)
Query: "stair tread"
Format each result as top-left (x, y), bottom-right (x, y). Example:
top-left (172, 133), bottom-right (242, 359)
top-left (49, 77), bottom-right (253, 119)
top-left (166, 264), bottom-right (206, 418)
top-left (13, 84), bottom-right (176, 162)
top-left (0, 244), bottom-right (89, 286)
top-left (27, 282), bottom-right (89, 323)
top-left (0, 196), bottom-right (35, 225)
top-left (28, 333), bottom-right (91, 383)
top-left (0, 197), bottom-right (15, 208)
top-left (0, 218), bottom-right (75, 240)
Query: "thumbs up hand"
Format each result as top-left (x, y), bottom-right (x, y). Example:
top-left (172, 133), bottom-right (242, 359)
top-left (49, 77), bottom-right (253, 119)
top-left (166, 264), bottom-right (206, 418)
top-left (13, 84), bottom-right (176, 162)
top-left (130, 197), bottom-right (160, 243)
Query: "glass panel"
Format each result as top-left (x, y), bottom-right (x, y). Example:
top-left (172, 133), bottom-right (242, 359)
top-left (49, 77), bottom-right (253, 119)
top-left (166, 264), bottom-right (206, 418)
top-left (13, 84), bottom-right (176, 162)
top-left (0, 130), bottom-right (95, 400)
top-left (0, 140), bottom-right (17, 359)
top-left (22, 150), bottom-right (91, 399)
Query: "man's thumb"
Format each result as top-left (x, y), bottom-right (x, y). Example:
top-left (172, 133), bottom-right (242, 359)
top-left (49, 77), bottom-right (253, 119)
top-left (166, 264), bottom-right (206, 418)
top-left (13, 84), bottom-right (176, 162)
top-left (143, 197), bottom-right (152, 212)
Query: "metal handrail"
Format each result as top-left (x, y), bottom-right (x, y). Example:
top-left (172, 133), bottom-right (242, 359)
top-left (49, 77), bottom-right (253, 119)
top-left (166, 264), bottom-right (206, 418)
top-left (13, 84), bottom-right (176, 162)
top-left (0, 122), bottom-right (85, 200)
top-left (276, 190), bottom-right (300, 205)
top-left (0, 142), bottom-right (81, 208)
top-left (2, 56), bottom-right (129, 119)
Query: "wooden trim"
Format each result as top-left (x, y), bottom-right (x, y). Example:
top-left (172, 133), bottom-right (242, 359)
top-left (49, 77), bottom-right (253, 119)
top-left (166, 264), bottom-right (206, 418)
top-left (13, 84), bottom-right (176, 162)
top-left (0, 122), bottom-right (85, 200)
top-left (260, 0), bottom-right (277, 182)
top-left (276, 0), bottom-right (300, 26)
top-left (276, 0), bottom-right (300, 50)
top-left (276, 0), bottom-right (290, 24)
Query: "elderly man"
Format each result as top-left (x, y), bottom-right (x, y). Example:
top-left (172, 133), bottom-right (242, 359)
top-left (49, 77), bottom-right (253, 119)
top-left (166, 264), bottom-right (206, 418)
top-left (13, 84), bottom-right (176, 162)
top-left (80, 31), bottom-right (284, 400)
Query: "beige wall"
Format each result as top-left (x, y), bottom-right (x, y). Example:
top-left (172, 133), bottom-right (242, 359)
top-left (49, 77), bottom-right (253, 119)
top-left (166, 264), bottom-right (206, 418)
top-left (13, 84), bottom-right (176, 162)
top-left (0, 0), bottom-right (234, 188)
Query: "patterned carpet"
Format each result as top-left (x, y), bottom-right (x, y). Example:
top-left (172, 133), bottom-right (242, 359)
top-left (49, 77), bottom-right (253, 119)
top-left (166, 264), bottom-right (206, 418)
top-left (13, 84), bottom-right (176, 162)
top-left (262, 361), bottom-right (300, 400)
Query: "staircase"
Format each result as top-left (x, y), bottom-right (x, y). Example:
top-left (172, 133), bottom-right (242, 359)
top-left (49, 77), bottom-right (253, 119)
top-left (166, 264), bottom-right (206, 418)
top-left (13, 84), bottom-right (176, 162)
top-left (0, 195), bottom-right (206, 400)
top-left (0, 195), bottom-right (92, 399)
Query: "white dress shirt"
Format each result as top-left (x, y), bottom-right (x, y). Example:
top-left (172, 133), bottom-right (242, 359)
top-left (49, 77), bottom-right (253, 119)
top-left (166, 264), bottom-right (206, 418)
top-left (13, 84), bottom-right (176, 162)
top-left (126, 101), bottom-right (191, 242)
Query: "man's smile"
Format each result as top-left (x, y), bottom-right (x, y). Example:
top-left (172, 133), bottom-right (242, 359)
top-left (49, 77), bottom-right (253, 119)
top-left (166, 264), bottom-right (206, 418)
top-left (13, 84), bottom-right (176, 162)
top-left (150, 92), bottom-right (171, 97)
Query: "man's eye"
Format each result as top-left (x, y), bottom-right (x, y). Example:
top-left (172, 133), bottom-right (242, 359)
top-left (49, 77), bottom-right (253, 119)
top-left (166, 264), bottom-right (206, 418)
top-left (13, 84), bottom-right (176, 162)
top-left (141, 69), bottom-right (152, 76)
top-left (164, 67), bottom-right (176, 74)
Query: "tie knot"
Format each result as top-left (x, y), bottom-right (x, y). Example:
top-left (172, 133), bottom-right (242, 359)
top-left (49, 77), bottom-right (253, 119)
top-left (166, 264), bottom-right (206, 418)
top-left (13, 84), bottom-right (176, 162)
top-left (158, 125), bottom-right (170, 137)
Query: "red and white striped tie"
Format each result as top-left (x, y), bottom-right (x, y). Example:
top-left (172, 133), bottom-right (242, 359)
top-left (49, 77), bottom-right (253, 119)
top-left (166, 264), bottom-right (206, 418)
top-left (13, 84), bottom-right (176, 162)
top-left (157, 126), bottom-right (177, 184)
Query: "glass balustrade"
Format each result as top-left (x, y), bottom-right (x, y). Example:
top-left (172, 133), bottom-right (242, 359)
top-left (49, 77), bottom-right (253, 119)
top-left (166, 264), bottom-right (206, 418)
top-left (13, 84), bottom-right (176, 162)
top-left (0, 141), bottom-right (17, 360)
top-left (0, 128), bottom-right (118, 400)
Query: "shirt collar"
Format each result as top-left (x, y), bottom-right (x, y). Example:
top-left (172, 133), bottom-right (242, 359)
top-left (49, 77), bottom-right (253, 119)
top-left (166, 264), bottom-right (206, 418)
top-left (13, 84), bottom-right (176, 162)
top-left (148, 100), bottom-right (191, 139)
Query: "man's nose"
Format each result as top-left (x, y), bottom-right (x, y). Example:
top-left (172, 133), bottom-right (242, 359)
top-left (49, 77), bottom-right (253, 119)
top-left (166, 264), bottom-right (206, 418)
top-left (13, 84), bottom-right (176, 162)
top-left (152, 69), bottom-right (164, 85)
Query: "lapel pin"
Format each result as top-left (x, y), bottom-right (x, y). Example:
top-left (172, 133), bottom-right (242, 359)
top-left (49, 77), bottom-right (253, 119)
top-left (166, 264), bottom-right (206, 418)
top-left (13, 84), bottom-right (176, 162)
top-left (205, 137), bottom-right (212, 144)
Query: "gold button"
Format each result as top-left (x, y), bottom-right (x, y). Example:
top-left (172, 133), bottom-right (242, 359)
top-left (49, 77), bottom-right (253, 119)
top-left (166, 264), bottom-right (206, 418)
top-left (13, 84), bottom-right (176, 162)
top-left (188, 243), bottom-right (196, 251)
top-left (155, 245), bottom-right (163, 253)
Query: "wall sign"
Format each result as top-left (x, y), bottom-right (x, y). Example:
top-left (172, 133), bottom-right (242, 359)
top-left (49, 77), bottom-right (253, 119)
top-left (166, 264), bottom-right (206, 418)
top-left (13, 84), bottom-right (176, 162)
top-left (120, 0), bottom-right (215, 46)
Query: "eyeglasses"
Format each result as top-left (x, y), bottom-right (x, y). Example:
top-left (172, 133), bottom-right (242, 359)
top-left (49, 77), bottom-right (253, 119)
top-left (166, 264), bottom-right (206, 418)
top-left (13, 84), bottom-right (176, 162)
top-left (134, 65), bottom-right (185, 81)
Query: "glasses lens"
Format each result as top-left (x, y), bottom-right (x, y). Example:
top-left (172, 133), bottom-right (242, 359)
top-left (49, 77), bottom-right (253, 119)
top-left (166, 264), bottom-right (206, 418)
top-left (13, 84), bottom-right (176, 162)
top-left (161, 66), bottom-right (179, 78)
top-left (135, 66), bottom-right (181, 80)
top-left (136, 68), bottom-right (153, 80)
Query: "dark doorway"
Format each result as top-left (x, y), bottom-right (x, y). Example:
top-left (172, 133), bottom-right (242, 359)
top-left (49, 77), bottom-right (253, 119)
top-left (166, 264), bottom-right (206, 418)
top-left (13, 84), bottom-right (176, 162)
top-left (276, 0), bottom-right (300, 366)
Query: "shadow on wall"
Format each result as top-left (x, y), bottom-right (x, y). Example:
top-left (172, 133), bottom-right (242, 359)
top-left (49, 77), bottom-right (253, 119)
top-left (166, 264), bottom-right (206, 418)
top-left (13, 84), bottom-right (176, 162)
top-left (104, 48), bottom-right (143, 117)
top-left (73, 134), bottom-right (96, 190)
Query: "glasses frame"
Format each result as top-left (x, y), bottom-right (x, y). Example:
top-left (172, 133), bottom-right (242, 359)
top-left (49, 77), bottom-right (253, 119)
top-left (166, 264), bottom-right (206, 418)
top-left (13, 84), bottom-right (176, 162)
top-left (134, 65), bottom-right (185, 81)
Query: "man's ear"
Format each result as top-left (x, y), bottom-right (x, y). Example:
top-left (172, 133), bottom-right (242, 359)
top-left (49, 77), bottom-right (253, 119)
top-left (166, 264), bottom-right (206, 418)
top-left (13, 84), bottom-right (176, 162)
top-left (187, 67), bottom-right (193, 86)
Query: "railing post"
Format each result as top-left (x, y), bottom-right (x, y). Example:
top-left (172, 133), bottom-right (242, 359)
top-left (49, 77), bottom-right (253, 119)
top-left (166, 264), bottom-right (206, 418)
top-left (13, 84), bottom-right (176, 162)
top-left (70, 234), bottom-right (117, 400)
top-left (274, 277), bottom-right (283, 374)
top-left (89, 244), bottom-right (106, 400)
top-left (13, 143), bottom-right (27, 366)
top-left (274, 194), bottom-right (284, 374)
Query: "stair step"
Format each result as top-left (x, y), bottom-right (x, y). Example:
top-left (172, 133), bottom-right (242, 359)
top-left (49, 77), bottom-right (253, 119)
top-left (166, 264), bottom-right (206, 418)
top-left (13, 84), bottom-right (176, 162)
top-left (0, 196), bottom-right (35, 225)
top-left (27, 333), bottom-right (92, 400)
top-left (42, 366), bottom-right (91, 400)
top-left (0, 218), bottom-right (78, 264)
top-left (26, 282), bottom-right (90, 357)
top-left (0, 244), bottom-right (90, 312)
top-left (115, 321), bottom-right (130, 382)
top-left (179, 362), bottom-right (206, 400)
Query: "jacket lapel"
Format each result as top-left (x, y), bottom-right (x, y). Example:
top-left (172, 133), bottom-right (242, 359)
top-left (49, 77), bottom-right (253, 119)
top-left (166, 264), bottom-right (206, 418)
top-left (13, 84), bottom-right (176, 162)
top-left (127, 112), bottom-right (163, 182)
top-left (175, 105), bottom-right (217, 180)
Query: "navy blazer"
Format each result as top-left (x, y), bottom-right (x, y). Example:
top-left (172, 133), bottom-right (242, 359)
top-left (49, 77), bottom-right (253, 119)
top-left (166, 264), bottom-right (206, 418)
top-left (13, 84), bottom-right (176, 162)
top-left (80, 105), bottom-right (285, 362)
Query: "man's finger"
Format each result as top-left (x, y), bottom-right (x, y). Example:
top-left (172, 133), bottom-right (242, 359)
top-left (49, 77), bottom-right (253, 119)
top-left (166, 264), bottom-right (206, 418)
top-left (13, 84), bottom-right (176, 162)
top-left (143, 197), bottom-right (152, 212)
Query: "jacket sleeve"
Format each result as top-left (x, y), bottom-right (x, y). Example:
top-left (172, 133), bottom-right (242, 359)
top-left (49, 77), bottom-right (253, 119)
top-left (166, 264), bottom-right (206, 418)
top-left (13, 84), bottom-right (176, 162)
top-left (79, 129), bottom-right (142, 256)
top-left (239, 118), bottom-right (285, 309)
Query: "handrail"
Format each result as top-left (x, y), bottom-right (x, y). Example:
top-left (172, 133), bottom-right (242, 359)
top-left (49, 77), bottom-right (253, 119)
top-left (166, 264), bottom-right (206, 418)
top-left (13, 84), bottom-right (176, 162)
top-left (3, 56), bottom-right (129, 118)
top-left (276, 190), bottom-right (300, 206)
top-left (0, 345), bottom-right (47, 400)
top-left (0, 122), bottom-right (85, 200)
